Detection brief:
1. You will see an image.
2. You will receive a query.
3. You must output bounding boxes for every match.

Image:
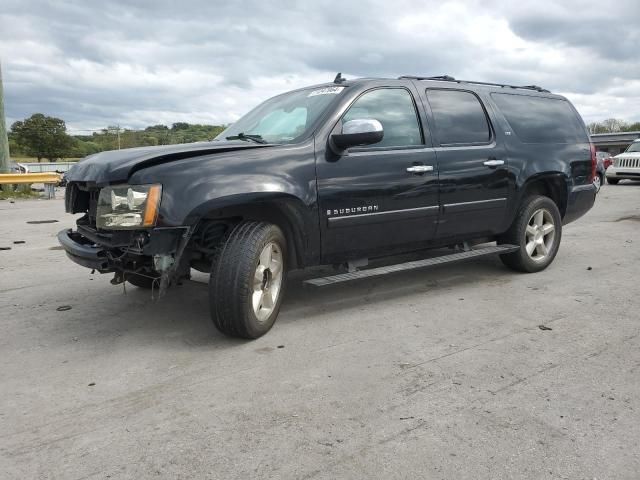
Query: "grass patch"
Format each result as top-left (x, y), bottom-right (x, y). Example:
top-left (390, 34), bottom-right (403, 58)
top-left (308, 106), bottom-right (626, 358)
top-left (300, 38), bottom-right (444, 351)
top-left (0, 186), bottom-right (42, 200)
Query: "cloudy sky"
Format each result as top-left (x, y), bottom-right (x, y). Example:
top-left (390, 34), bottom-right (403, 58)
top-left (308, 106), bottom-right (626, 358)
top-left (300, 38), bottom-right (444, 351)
top-left (1, 0), bottom-right (639, 132)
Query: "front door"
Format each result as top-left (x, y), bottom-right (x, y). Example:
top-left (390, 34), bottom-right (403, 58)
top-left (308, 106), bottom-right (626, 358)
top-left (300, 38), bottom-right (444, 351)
top-left (316, 87), bottom-right (439, 261)
top-left (423, 88), bottom-right (510, 238)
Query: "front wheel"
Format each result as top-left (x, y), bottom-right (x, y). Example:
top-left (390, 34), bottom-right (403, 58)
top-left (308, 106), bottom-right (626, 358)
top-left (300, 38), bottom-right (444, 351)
top-left (606, 177), bottom-right (620, 185)
top-left (498, 195), bottom-right (562, 273)
top-left (209, 221), bottom-right (287, 339)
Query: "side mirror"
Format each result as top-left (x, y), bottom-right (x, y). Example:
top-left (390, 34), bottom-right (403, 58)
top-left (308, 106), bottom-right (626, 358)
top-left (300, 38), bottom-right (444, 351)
top-left (331, 119), bottom-right (384, 151)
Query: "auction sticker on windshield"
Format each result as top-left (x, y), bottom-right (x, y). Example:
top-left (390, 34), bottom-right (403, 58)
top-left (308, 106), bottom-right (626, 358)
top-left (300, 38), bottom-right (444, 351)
top-left (308, 86), bottom-right (345, 97)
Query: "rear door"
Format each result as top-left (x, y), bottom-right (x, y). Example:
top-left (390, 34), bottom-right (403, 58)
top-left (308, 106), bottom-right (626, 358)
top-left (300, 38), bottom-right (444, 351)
top-left (423, 88), bottom-right (510, 238)
top-left (316, 86), bottom-right (440, 260)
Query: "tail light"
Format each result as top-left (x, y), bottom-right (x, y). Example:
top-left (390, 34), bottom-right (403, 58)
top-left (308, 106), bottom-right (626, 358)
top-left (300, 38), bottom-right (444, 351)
top-left (589, 143), bottom-right (597, 181)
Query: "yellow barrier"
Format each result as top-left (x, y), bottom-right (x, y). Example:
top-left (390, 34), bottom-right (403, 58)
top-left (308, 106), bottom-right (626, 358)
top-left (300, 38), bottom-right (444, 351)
top-left (0, 172), bottom-right (61, 184)
top-left (0, 172), bottom-right (62, 199)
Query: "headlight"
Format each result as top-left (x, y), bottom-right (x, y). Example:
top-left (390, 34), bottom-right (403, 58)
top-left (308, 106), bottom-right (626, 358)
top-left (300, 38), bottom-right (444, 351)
top-left (97, 184), bottom-right (162, 229)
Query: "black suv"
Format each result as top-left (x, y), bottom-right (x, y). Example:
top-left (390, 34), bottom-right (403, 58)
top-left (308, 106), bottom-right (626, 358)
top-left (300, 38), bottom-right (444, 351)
top-left (59, 75), bottom-right (597, 338)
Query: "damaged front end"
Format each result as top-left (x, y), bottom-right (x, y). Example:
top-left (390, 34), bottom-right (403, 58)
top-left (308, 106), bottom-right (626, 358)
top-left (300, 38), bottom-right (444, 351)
top-left (58, 182), bottom-right (192, 294)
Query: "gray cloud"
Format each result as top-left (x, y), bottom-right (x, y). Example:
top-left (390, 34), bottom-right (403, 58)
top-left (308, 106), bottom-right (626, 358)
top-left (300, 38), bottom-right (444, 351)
top-left (1, 0), bottom-right (639, 131)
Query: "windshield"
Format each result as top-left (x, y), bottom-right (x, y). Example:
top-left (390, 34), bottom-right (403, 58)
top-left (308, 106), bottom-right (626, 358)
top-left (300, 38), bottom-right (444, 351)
top-left (625, 142), bottom-right (640, 153)
top-left (215, 86), bottom-right (345, 144)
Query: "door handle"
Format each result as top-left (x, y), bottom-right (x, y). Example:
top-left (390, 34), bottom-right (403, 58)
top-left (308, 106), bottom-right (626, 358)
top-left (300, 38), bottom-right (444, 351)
top-left (483, 159), bottom-right (505, 167)
top-left (406, 165), bottom-right (434, 173)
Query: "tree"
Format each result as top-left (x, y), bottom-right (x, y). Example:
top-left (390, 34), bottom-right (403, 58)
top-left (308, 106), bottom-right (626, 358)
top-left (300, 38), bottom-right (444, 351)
top-left (171, 122), bottom-right (189, 131)
top-left (11, 118), bottom-right (227, 158)
top-left (601, 118), bottom-right (627, 133)
top-left (145, 124), bottom-right (171, 145)
top-left (587, 122), bottom-right (607, 134)
top-left (11, 113), bottom-right (73, 161)
top-left (70, 138), bottom-right (101, 157)
top-left (586, 118), bottom-right (640, 134)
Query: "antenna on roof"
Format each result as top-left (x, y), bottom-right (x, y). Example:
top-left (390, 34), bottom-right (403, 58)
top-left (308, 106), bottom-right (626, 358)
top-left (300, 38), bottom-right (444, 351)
top-left (334, 72), bottom-right (346, 84)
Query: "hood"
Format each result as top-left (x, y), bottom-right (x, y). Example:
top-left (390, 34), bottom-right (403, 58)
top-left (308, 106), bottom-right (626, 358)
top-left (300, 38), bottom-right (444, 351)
top-left (615, 151), bottom-right (640, 160)
top-left (66, 141), bottom-right (275, 185)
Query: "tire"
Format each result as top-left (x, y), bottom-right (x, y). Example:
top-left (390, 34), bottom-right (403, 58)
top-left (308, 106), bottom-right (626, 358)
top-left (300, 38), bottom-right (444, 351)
top-left (607, 177), bottom-right (620, 185)
top-left (594, 174), bottom-right (602, 192)
top-left (209, 221), bottom-right (287, 339)
top-left (498, 195), bottom-right (562, 273)
top-left (126, 273), bottom-right (158, 289)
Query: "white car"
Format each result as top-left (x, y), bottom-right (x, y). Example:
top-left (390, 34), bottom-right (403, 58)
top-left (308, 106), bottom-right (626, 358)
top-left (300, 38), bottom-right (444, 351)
top-left (606, 139), bottom-right (640, 184)
top-left (9, 162), bottom-right (29, 174)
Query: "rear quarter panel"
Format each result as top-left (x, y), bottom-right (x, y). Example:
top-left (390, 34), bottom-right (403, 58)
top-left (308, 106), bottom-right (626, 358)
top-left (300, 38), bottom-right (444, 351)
top-left (483, 92), bottom-right (592, 228)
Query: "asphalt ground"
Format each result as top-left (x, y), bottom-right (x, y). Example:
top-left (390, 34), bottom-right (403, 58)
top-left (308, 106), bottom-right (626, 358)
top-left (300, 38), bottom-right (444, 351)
top-left (1, 182), bottom-right (639, 479)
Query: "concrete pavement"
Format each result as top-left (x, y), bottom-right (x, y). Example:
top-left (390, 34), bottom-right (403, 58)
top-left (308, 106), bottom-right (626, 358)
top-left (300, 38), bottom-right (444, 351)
top-left (1, 183), bottom-right (639, 479)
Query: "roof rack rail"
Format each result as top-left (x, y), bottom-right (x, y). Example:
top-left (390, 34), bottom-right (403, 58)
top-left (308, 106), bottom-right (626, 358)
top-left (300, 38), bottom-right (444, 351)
top-left (398, 75), bottom-right (550, 93)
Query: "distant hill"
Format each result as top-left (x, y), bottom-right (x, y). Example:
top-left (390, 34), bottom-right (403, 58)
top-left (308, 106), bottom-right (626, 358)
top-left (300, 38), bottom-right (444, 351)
top-left (71, 123), bottom-right (227, 157)
top-left (9, 117), bottom-right (227, 161)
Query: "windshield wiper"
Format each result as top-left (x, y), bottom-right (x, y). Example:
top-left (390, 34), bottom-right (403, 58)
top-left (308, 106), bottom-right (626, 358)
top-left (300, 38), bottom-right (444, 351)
top-left (225, 133), bottom-right (267, 144)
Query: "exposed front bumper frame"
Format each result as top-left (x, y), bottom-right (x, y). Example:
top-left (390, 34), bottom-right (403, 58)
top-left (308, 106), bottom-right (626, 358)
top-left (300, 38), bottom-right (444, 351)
top-left (57, 229), bottom-right (110, 271)
top-left (57, 226), bottom-right (187, 272)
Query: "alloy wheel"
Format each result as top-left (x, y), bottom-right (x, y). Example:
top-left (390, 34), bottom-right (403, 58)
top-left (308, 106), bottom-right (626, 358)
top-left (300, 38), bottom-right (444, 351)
top-left (525, 208), bottom-right (556, 262)
top-left (251, 242), bottom-right (284, 322)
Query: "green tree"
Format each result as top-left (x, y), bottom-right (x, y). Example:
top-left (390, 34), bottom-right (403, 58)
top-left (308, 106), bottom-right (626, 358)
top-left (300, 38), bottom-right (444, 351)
top-left (145, 125), bottom-right (171, 145)
top-left (11, 113), bottom-right (73, 161)
top-left (70, 138), bottom-right (102, 157)
top-left (623, 122), bottom-right (640, 132)
top-left (171, 122), bottom-right (190, 131)
top-left (7, 135), bottom-right (24, 156)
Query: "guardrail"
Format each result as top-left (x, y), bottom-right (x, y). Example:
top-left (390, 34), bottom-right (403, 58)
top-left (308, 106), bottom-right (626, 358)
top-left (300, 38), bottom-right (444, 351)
top-left (22, 162), bottom-right (76, 173)
top-left (0, 172), bottom-right (62, 199)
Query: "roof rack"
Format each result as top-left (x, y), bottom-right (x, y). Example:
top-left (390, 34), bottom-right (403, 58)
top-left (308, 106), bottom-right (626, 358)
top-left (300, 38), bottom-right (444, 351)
top-left (398, 75), bottom-right (550, 93)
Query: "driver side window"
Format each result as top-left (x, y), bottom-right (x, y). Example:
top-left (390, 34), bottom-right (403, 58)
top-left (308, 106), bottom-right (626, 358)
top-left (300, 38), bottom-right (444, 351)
top-left (343, 88), bottom-right (423, 148)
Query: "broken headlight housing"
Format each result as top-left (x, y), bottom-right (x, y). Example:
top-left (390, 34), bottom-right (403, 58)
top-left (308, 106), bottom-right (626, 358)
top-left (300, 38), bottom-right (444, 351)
top-left (96, 184), bottom-right (162, 230)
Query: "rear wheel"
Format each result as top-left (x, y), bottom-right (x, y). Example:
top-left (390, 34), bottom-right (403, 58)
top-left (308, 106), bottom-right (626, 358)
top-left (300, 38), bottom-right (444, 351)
top-left (499, 195), bottom-right (562, 273)
top-left (607, 177), bottom-right (620, 185)
top-left (209, 221), bottom-right (287, 339)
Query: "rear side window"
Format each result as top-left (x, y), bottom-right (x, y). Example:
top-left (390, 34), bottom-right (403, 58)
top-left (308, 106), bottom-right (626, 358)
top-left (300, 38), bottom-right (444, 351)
top-left (342, 88), bottom-right (423, 148)
top-left (426, 89), bottom-right (491, 145)
top-left (491, 93), bottom-right (588, 144)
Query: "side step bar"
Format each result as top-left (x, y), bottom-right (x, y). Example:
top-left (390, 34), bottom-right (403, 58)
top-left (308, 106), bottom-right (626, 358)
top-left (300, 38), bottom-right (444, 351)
top-left (304, 244), bottom-right (520, 288)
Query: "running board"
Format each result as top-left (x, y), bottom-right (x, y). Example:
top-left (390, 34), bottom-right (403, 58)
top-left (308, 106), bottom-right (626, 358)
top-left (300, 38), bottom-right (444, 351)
top-left (304, 244), bottom-right (519, 288)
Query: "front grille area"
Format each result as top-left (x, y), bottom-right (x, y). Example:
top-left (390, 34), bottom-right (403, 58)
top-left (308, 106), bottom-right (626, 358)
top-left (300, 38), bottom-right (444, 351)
top-left (64, 183), bottom-right (77, 213)
top-left (88, 189), bottom-right (99, 226)
top-left (66, 183), bottom-right (100, 227)
top-left (616, 158), bottom-right (640, 168)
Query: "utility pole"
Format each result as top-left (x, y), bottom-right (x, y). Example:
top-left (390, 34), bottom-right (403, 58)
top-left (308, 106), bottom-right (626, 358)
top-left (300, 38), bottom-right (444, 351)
top-left (0, 61), bottom-right (10, 173)
top-left (117, 124), bottom-right (121, 150)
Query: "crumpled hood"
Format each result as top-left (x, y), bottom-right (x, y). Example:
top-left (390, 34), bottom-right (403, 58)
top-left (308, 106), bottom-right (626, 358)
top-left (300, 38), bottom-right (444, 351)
top-left (66, 141), bottom-right (274, 185)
